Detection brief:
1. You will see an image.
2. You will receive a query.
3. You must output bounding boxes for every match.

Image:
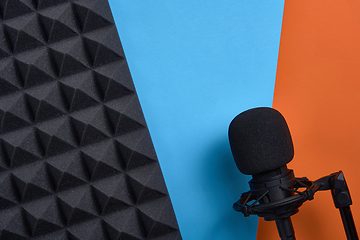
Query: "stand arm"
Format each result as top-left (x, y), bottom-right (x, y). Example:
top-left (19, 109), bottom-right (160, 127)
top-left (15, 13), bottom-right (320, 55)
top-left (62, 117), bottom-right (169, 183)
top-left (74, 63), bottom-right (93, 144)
top-left (331, 171), bottom-right (359, 240)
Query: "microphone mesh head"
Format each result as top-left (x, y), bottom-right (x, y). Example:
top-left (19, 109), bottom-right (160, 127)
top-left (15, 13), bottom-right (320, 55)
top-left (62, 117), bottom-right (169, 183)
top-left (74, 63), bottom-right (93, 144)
top-left (228, 107), bottom-right (294, 175)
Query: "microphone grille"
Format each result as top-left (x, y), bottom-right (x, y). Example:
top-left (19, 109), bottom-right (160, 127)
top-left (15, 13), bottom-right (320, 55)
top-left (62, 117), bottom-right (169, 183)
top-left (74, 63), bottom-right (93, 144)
top-left (228, 107), bottom-right (294, 175)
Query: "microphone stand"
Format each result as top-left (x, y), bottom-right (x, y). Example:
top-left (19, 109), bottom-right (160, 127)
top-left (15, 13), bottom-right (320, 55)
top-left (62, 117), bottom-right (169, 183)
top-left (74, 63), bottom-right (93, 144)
top-left (317, 171), bottom-right (358, 240)
top-left (233, 170), bottom-right (358, 240)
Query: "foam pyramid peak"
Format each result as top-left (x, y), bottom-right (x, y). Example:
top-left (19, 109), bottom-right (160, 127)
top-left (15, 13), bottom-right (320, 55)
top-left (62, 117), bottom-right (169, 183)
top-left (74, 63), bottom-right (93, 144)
top-left (68, 38), bottom-right (92, 66)
top-left (1, 127), bottom-right (46, 167)
top-left (127, 163), bottom-right (168, 196)
top-left (35, 116), bottom-right (68, 136)
top-left (15, 46), bottom-right (49, 66)
top-left (11, 162), bottom-right (55, 201)
top-left (120, 144), bottom-right (157, 171)
top-left (80, 154), bottom-right (121, 181)
top-left (103, 208), bottom-right (144, 239)
top-left (35, 117), bottom-right (74, 140)
top-left (84, 25), bottom-right (123, 56)
top-left (37, 3), bottom-right (78, 43)
top-left (137, 208), bottom-right (178, 239)
top-left (25, 84), bottom-right (67, 123)
top-left (81, 139), bottom-right (123, 171)
top-left (114, 128), bottom-right (148, 156)
top-left (22, 197), bottom-right (63, 227)
top-left (0, 0), bottom-right (33, 20)
top-left (58, 185), bottom-right (93, 207)
top-left (47, 166), bottom-right (88, 192)
top-left (92, 174), bottom-right (133, 214)
top-left (81, 140), bottom-right (113, 161)
top-left (0, 93), bottom-right (34, 129)
top-left (103, 94), bottom-right (135, 116)
top-left (1, 117), bottom-right (29, 136)
top-left (115, 128), bottom-right (157, 166)
top-left (83, 27), bottom-right (124, 67)
top-left (49, 38), bottom-right (89, 76)
top-left (59, 84), bottom-right (99, 112)
top-left (130, 128), bottom-right (157, 160)
top-left (46, 151), bottom-right (81, 173)
top-left (103, 97), bottom-right (147, 139)
top-left (94, 69), bottom-right (135, 102)
top-left (6, 12), bottom-right (44, 41)
top-left (70, 105), bottom-right (110, 128)
top-left (3, 144), bottom-right (42, 168)
top-left (14, 48), bottom-right (56, 87)
top-left (126, 170), bottom-right (168, 205)
top-left (138, 197), bottom-right (179, 229)
top-left (92, 174), bottom-right (130, 201)
top-left (35, 117), bottom-right (79, 155)
top-left (1, 127), bottom-right (33, 149)
top-left (60, 71), bottom-right (102, 103)
top-left (46, 151), bottom-right (90, 190)
top-left (46, 119), bottom-right (78, 147)
top-left (23, 197), bottom-right (64, 236)
top-left (57, 185), bottom-right (100, 224)
top-left (45, 30), bottom-right (82, 54)
top-left (0, 207), bottom-right (30, 239)
top-left (22, 197), bottom-right (55, 218)
top-left (50, 37), bottom-right (90, 66)
top-left (72, 1), bottom-right (112, 33)
top-left (3, 13), bottom-right (45, 53)
top-left (72, 0), bottom-right (114, 23)
top-left (26, 82), bottom-right (66, 111)
top-left (110, 107), bottom-right (147, 137)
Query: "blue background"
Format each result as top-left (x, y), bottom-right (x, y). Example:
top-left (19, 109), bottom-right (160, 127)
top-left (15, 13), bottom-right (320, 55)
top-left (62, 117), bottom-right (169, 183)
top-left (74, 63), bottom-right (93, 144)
top-left (108, 1), bottom-right (284, 239)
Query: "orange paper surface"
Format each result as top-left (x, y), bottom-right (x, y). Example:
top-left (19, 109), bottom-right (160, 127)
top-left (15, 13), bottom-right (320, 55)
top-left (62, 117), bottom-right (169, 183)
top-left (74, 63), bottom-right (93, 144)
top-left (258, 1), bottom-right (360, 239)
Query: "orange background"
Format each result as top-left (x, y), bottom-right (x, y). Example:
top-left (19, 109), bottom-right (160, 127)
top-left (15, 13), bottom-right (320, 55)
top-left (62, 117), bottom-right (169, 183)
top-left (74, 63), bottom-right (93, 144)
top-left (258, 0), bottom-right (360, 239)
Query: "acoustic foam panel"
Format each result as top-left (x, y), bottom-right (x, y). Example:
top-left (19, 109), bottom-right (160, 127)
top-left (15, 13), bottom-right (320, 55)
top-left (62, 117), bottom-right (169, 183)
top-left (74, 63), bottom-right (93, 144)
top-left (0, 1), bottom-right (181, 239)
top-left (258, 0), bottom-right (360, 239)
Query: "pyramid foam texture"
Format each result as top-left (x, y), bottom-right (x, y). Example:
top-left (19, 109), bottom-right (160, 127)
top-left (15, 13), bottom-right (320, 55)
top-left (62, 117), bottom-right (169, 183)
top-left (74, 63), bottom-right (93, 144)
top-left (0, 1), bottom-right (182, 239)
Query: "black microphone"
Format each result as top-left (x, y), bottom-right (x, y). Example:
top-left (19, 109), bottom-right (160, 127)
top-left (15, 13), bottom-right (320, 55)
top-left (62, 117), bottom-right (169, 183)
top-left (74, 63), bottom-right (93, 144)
top-left (228, 107), bottom-right (358, 240)
top-left (228, 107), bottom-right (298, 240)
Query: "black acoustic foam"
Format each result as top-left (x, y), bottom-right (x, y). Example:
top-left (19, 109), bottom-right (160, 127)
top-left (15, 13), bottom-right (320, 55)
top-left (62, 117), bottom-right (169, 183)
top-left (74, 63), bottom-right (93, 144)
top-left (0, 1), bottom-right (182, 239)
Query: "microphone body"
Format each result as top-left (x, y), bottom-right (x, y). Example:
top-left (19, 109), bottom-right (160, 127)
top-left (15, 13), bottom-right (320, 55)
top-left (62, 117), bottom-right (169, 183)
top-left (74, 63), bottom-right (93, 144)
top-left (229, 107), bottom-right (298, 239)
top-left (248, 166), bottom-right (298, 240)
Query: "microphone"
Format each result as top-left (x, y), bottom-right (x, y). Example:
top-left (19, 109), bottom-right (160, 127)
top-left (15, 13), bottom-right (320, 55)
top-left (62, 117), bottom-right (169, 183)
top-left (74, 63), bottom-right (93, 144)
top-left (229, 107), bottom-right (298, 240)
top-left (228, 107), bottom-right (358, 240)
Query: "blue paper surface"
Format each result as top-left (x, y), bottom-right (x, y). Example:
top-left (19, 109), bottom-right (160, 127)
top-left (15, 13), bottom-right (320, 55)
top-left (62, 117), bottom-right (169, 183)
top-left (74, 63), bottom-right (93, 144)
top-left (108, 1), bottom-right (284, 239)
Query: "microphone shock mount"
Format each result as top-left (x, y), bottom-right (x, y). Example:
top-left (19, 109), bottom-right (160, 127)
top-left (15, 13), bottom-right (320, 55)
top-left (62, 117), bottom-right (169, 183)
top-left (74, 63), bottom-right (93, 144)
top-left (233, 168), bottom-right (358, 240)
